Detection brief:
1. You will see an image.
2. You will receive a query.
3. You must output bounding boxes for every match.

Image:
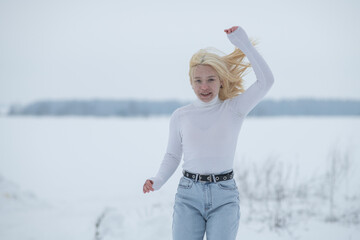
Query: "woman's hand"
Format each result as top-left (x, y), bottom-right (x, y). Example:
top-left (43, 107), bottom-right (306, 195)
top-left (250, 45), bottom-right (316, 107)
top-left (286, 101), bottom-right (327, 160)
top-left (225, 26), bottom-right (250, 47)
top-left (143, 179), bottom-right (154, 193)
top-left (224, 26), bottom-right (239, 34)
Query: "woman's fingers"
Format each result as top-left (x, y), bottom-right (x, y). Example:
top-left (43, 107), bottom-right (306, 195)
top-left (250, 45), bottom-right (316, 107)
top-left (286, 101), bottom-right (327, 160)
top-left (143, 180), bottom-right (154, 193)
top-left (224, 26), bottom-right (239, 34)
top-left (225, 28), bottom-right (232, 34)
top-left (143, 184), bottom-right (151, 193)
top-left (145, 183), bottom-right (154, 192)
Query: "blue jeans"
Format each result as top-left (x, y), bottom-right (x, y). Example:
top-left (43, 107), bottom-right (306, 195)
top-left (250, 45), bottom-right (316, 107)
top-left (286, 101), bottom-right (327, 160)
top-left (172, 174), bottom-right (240, 240)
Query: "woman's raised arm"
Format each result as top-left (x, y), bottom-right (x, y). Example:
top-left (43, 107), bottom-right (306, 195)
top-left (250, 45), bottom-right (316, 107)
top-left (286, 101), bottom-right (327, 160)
top-left (225, 26), bottom-right (274, 117)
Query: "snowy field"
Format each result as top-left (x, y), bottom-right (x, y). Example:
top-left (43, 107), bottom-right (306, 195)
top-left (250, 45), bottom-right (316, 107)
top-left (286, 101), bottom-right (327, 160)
top-left (0, 116), bottom-right (359, 240)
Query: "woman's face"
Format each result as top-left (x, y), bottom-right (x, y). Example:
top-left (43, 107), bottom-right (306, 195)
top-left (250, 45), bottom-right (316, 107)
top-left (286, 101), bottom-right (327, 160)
top-left (191, 65), bottom-right (222, 102)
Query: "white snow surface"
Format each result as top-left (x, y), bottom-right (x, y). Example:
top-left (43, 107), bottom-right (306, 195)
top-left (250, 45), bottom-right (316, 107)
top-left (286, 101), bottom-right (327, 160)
top-left (0, 116), bottom-right (359, 239)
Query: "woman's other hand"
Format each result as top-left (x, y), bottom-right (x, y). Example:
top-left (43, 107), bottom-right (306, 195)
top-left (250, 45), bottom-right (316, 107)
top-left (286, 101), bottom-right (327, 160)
top-left (143, 179), bottom-right (154, 193)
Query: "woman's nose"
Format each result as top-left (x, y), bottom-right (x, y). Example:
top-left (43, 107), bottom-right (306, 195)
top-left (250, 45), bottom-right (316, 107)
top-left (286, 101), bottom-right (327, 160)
top-left (200, 83), bottom-right (209, 90)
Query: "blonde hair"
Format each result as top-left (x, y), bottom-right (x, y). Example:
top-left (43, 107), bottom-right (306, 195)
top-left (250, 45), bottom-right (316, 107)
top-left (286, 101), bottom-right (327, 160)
top-left (189, 44), bottom-right (254, 101)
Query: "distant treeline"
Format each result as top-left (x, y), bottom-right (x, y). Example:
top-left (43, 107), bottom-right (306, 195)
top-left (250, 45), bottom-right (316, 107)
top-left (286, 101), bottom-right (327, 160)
top-left (7, 98), bottom-right (360, 117)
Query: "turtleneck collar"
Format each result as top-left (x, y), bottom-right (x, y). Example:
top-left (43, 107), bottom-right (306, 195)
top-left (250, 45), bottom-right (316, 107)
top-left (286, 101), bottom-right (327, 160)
top-left (193, 95), bottom-right (221, 108)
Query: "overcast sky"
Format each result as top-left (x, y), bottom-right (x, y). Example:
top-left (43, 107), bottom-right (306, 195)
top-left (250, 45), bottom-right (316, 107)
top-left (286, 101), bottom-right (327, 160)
top-left (0, 0), bottom-right (359, 105)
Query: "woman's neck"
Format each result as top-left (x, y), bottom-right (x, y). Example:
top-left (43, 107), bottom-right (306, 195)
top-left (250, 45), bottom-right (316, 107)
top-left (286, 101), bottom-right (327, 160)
top-left (193, 95), bottom-right (221, 107)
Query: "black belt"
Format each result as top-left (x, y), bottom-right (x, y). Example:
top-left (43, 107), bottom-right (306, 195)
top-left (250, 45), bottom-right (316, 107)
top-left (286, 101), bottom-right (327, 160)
top-left (183, 170), bottom-right (234, 182)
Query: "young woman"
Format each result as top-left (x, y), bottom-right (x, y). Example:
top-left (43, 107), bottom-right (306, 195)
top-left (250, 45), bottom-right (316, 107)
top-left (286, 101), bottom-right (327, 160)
top-left (143, 26), bottom-right (274, 240)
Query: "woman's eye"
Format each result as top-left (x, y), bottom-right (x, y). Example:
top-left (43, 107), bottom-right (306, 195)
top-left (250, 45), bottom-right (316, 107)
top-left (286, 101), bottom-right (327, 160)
top-left (208, 78), bottom-right (215, 82)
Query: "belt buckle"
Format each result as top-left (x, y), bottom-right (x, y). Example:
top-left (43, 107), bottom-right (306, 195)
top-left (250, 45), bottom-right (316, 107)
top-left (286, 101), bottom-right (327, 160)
top-left (198, 175), bottom-right (212, 182)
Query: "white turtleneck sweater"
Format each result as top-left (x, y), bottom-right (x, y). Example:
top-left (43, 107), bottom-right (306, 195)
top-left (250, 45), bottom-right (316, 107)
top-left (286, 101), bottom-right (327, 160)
top-left (150, 27), bottom-right (274, 190)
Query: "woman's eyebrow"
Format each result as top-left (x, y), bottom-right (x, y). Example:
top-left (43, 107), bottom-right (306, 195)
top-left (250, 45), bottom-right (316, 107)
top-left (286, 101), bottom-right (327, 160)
top-left (194, 75), bottom-right (217, 79)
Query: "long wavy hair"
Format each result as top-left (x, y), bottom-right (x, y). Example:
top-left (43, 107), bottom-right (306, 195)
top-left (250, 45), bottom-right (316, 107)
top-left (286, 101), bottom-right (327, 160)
top-left (189, 44), bottom-right (254, 101)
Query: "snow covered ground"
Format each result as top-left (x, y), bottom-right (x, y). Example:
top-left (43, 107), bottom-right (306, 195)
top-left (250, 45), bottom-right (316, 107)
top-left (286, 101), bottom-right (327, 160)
top-left (0, 116), bottom-right (359, 239)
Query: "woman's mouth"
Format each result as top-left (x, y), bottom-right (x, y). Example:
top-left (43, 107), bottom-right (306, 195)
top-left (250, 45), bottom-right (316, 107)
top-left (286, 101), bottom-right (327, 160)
top-left (201, 92), bottom-right (212, 97)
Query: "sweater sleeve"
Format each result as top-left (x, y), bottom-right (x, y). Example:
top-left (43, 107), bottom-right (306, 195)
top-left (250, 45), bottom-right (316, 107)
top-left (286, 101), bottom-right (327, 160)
top-left (227, 27), bottom-right (274, 116)
top-left (149, 110), bottom-right (182, 190)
